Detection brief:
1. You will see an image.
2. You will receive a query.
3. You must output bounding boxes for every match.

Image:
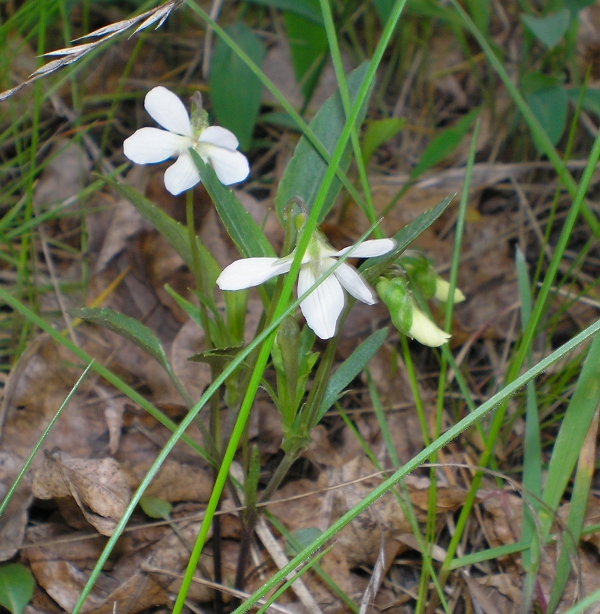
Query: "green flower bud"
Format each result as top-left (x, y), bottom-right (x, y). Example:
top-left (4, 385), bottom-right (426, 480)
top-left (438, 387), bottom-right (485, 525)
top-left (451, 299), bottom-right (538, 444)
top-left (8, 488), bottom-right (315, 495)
top-left (377, 277), bottom-right (451, 347)
top-left (376, 277), bottom-right (413, 334)
top-left (190, 92), bottom-right (209, 134)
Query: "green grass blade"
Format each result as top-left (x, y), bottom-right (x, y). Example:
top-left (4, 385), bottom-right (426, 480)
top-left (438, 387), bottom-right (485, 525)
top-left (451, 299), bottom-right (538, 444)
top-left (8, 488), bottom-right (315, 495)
top-left (541, 333), bottom-right (600, 532)
top-left (0, 361), bottom-right (94, 517)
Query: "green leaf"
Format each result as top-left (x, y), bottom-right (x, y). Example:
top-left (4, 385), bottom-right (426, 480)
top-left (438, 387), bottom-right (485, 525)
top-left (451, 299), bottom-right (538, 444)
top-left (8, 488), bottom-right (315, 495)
top-left (524, 86), bottom-right (567, 148)
top-left (374, 0), bottom-right (393, 22)
top-left (284, 527), bottom-right (323, 556)
top-left (541, 333), bottom-right (600, 530)
top-left (275, 62), bottom-right (372, 222)
top-left (361, 194), bottom-right (455, 280)
top-left (0, 564), bottom-right (34, 614)
top-left (362, 117), bottom-right (405, 164)
top-left (260, 112), bottom-right (302, 131)
top-left (190, 152), bottom-right (276, 259)
top-left (106, 178), bottom-right (220, 291)
top-left (464, 0), bottom-right (490, 33)
top-left (140, 496), bottom-right (172, 519)
top-left (566, 86), bottom-right (600, 117)
top-left (317, 327), bottom-right (388, 422)
top-left (410, 108), bottom-right (479, 179)
top-left (71, 307), bottom-right (171, 371)
top-left (71, 306), bottom-right (193, 405)
top-left (521, 9), bottom-right (571, 49)
top-left (246, 0), bottom-right (323, 24)
top-left (188, 345), bottom-right (246, 369)
top-left (283, 0), bottom-right (327, 99)
top-left (210, 22), bottom-right (266, 151)
top-left (563, 0), bottom-right (596, 11)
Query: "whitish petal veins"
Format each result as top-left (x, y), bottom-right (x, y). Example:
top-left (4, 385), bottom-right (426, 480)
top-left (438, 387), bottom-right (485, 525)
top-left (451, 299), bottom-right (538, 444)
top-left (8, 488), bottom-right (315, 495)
top-left (123, 128), bottom-right (189, 164)
top-left (334, 263), bottom-right (375, 305)
top-left (298, 267), bottom-right (345, 340)
top-left (163, 152), bottom-right (200, 195)
top-left (144, 86), bottom-right (192, 136)
top-left (217, 258), bottom-right (292, 290)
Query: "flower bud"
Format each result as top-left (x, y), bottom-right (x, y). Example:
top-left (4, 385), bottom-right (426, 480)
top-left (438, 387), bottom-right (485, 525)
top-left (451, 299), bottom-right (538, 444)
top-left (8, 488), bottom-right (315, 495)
top-left (433, 278), bottom-right (466, 303)
top-left (377, 277), bottom-right (451, 347)
top-left (407, 307), bottom-right (451, 347)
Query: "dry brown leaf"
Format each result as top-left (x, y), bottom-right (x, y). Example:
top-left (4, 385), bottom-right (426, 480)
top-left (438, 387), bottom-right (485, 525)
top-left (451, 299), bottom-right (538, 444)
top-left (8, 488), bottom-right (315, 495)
top-left (34, 139), bottom-right (92, 209)
top-left (95, 167), bottom-right (150, 272)
top-left (332, 457), bottom-right (466, 567)
top-left (32, 450), bottom-right (131, 535)
top-left (0, 335), bottom-right (103, 560)
top-left (143, 459), bottom-right (212, 503)
top-left (170, 318), bottom-right (212, 402)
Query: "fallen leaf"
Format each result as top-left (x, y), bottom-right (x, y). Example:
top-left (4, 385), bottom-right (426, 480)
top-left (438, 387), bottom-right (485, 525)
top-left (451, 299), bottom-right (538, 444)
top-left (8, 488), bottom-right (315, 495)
top-left (32, 450), bottom-right (131, 536)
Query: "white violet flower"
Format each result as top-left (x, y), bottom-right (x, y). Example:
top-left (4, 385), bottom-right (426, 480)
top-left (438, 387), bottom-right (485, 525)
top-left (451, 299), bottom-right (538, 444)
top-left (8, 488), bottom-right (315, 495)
top-left (123, 86), bottom-right (250, 195)
top-left (217, 233), bottom-right (396, 340)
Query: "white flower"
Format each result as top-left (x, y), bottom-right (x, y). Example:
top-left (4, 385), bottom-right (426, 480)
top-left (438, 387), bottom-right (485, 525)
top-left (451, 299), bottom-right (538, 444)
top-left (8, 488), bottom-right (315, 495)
top-left (408, 307), bottom-right (451, 347)
top-left (217, 234), bottom-right (396, 340)
top-left (123, 86), bottom-right (249, 195)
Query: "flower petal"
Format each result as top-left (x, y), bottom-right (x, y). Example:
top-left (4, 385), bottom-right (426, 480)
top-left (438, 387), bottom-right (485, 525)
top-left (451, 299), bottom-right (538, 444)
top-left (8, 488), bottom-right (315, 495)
top-left (163, 153), bottom-right (200, 195)
top-left (334, 263), bottom-right (376, 305)
top-left (408, 308), bottom-right (451, 347)
top-left (199, 126), bottom-right (240, 150)
top-left (334, 238), bottom-right (396, 259)
top-left (200, 143), bottom-right (250, 185)
top-left (217, 258), bottom-right (291, 290)
top-left (124, 128), bottom-right (189, 164)
top-left (144, 86), bottom-right (192, 136)
top-left (298, 267), bottom-right (345, 340)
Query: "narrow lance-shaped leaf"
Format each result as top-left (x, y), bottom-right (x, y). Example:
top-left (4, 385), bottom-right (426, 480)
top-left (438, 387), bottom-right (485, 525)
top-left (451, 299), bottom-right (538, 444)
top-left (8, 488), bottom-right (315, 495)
top-left (361, 194), bottom-right (455, 280)
top-left (275, 62), bottom-right (372, 222)
top-left (71, 308), bottom-right (170, 371)
top-left (190, 151), bottom-right (276, 258)
top-left (317, 327), bottom-right (388, 422)
top-left (70, 307), bottom-right (191, 405)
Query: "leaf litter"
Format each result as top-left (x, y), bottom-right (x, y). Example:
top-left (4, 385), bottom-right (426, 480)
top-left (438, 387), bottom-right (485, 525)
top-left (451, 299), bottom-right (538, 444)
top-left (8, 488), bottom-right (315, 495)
top-left (2, 3), bottom-right (600, 613)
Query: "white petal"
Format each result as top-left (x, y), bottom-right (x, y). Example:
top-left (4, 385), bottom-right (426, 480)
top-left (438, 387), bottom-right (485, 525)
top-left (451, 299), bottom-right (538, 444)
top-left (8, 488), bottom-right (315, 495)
top-left (298, 267), bottom-right (345, 340)
top-left (163, 153), bottom-right (200, 195)
top-left (408, 308), bottom-right (451, 347)
top-left (217, 258), bottom-right (291, 290)
top-left (144, 86), bottom-right (192, 136)
top-left (334, 263), bottom-right (376, 305)
top-left (124, 128), bottom-right (190, 163)
top-left (200, 143), bottom-right (250, 185)
top-left (334, 238), bottom-right (396, 259)
top-left (199, 126), bottom-right (240, 150)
